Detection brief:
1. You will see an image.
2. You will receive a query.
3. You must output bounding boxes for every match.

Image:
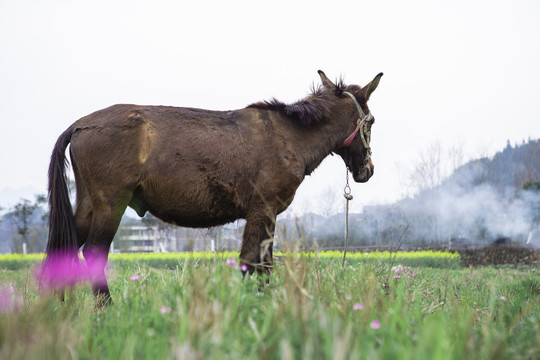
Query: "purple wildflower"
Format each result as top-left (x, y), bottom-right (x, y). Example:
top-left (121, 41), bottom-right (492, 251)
top-left (130, 274), bottom-right (140, 281)
top-left (225, 258), bottom-right (236, 267)
top-left (160, 306), bottom-right (172, 314)
top-left (353, 303), bottom-right (364, 310)
top-left (370, 320), bottom-right (381, 329)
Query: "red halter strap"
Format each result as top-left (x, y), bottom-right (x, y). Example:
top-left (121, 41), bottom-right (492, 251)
top-left (340, 113), bottom-right (369, 147)
top-left (339, 92), bottom-right (372, 154)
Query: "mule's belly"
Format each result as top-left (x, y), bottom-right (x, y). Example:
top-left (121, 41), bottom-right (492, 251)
top-left (154, 211), bottom-right (242, 228)
top-left (133, 175), bottom-right (249, 228)
top-left (149, 192), bottom-right (245, 228)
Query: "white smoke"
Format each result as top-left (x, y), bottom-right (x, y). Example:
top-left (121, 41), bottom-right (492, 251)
top-left (415, 183), bottom-right (539, 244)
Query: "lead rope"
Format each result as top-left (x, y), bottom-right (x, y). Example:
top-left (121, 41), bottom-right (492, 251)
top-left (342, 167), bottom-right (353, 269)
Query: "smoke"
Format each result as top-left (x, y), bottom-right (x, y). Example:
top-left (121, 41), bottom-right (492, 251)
top-left (293, 140), bottom-right (540, 249)
top-left (404, 182), bottom-right (540, 245)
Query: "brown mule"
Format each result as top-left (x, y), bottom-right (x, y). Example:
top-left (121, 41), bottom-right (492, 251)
top-left (45, 70), bottom-right (383, 304)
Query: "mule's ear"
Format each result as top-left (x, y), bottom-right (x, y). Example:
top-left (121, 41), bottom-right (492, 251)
top-left (361, 72), bottom-right (383, 101)
top-left (318, 70), bottom-right (337, 90)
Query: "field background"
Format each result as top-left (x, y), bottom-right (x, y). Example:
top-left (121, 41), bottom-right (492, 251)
top-left (0, 251), bottom-right (539, 360)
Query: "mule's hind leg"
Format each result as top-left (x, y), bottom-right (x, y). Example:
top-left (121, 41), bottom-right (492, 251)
top-left (74, 187), bottom-right (93, 249)
top-left (83, 194), bottom-right (129, 305)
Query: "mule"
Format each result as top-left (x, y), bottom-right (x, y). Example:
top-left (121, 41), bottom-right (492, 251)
top-left (45, 70), bottom-right (383, 304)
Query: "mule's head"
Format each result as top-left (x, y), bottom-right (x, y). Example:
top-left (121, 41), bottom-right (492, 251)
top-left (319, 71), bottom-right (383, 183)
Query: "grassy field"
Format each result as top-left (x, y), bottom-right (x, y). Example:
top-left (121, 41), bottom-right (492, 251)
top-left (0, 251), bottom-right (539, 359)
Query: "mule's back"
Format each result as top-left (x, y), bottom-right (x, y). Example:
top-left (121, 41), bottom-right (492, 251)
top-left (69, 104), bottom-right (291, 228)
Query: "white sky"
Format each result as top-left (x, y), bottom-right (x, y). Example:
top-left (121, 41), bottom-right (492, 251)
top-left (1, 0), bottom-right (539, 215)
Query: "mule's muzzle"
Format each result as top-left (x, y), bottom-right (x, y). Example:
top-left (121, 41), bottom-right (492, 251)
top-left (353, 161), bottom-right (374, 183)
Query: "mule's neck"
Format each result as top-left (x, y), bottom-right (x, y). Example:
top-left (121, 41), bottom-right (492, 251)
top-left (289, 100), bottom-right (357, 176)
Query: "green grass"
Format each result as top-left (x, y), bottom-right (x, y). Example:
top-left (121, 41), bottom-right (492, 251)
top-left (0, 252), bottom-right (539, 359)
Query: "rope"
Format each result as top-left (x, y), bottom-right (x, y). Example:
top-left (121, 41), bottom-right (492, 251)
top-left (342, 168), bottom-right (353, 269)
top-left (342, 91), bottom-right (373, 165)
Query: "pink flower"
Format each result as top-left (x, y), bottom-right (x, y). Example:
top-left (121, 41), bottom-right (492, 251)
top-left (130, 274), bottom-right (140, 281)
top-left (241, 264), bottom-right (248, 272)
top-left (370, 320), bottom-right (381, 329)
top-left (393, 275), bottom-right (400, 279)
top-left (353, 303), bottom-right (364, 310)
top-left (160, 306), bottom-right (171, 314)
top-left (225, 258), bottom-right (236, 267)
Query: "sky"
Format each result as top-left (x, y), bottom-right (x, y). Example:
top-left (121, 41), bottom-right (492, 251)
top-left (1, 0), bottom-right (539, 216)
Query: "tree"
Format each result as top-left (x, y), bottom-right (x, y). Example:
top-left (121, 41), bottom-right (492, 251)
top-left (407, 141), bottom-right (469, 195)
top-left (141, 213), bottom-right (178, 252)
top-left (514, 139), bottom-right (540, 187)
top-left (409, 142), bottom-right (446, 193)
top-left (5, 195), bottom-right (46, 253)
top-left (447, 140), bottom-right (466, 174)
top-left (319, 186), bottom-right (342, 218)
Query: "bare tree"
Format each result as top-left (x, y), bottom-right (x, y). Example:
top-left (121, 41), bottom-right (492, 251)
top-left (410, 142), bottom-right (446, 193)
top-left (393, 161), bottom-right (413, 198)
top-left (406, 140), bottom-right (469, 195)
top-left (447, 140), bottom-right (466, 173)
top-left (475, 140), bottom-right (493, 160)
top-left (141, 213), bottom-right (171, 251)
top-left (319, 186), bottom-right (341, 218)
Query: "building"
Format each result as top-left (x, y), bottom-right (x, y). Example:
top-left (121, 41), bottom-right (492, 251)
top-left (112, 220), bottom-right (244, 253)
top-left (113, 225), bottom-right (160, 253)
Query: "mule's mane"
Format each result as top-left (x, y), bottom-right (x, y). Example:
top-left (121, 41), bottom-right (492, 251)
top-left (247, 79), bottom-right (354, 127)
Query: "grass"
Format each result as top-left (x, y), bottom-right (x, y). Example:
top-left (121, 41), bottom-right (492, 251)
top-left (0, 252), bottom-right (539, 359)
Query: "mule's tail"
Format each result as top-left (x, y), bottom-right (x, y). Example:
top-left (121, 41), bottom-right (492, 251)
top-left (46, 126), bottom-right (78, 256)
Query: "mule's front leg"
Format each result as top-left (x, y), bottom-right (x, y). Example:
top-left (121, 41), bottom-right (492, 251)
top-left (239, 212), bottom-right (276, 276)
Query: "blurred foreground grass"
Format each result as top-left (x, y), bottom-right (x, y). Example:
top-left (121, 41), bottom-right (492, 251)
top-left (0, 251), bottom-right (538, 359)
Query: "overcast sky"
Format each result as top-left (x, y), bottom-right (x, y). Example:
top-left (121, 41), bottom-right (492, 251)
top-left (1, 0), bottom-right (539, 216)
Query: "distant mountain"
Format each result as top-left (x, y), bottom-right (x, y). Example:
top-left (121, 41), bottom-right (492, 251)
top-left (443, 139), bottom-right (540, 191)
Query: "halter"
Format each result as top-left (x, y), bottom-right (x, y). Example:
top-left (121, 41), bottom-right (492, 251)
top-left (340, 91), bottom-right (373, 164)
